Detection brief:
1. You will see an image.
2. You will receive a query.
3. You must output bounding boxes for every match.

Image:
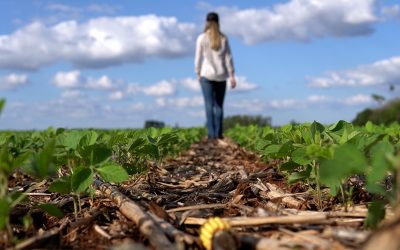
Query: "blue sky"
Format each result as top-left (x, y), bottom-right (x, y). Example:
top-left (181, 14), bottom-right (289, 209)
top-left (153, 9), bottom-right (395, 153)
top-left (0, 0), bottom-right (399, 129)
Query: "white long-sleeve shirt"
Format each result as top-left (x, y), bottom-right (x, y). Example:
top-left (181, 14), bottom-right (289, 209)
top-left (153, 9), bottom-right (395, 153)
top-left (194, 32), bottom-right (234, 82)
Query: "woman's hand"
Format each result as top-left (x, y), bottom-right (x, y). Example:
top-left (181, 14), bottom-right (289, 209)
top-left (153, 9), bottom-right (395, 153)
top-left (230, 76), bottom-right (237, 89)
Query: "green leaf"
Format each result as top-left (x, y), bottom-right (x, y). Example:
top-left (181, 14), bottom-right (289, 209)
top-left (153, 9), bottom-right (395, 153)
top-left (310, 121), bottom-right (325, 142)
top-left (0, 99), bottom-right (5, 115)
top-left (158, 132), bottom-right (179, 146)
top-left (38, 204), bottom-right (64, 218)
top-left (147, 135), bottom-right (158, 145)
top-left (262, 144), bottom-right (281, 157)
top-left (35, 139), bottom-right (57, 178)
top-left (140, 144), bottom-right (160, 161)
top-left (367, 140), bottom-right (394, 193)
top-left (280, 160), bottom-right (299, 172)
top-left (71, 166), bottom-right (93, 193)
top-left (128, 137), bottom-right (147, 151)
top-left (365, 121), bottom-right (374, 133)
top-left (49, 176), bottom-right (71, 194)
top-left (79, 131), bottom-right (98, 148)
top-left (96, 163), bottom-right (129, 183)
top-left (80, 143), bottom-right (112, 165)
top-left (327, 120), bottom-right (350, 132)
top-left (288, 165), bottom-right (312, 184)
top-left (365, 201), bottom-right (386, 229)
top-left (320, 144), bottom-right (368, 195)
top-left (56, 130), bottom-right (85, 150)
top-left (291, 147), bottom-right (311, 165)
top-left (277, 142), bottom-right (294, 158)
top-left (0, 198), bottom-right (10, 229)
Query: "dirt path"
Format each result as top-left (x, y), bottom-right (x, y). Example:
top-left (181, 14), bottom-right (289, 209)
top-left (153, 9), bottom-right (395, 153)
top-left (6, 138), bottom-right (374, 249)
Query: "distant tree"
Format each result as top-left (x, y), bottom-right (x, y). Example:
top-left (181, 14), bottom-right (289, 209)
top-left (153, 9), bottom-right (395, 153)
top-left (223, 115), bottom-right (272, 130)
top-left (371, 94), bottom-right (385, 105)
top-left (353, 98), bottom-right (400, 126)
top-left (144, 120), bottom-right (165, 129)
top-left (289, 119), bottom-right (299, 126)
top-left (0, 99), bottom-right (5, 115)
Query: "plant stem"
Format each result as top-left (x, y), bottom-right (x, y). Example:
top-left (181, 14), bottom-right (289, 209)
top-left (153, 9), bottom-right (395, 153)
top-left (313, 160), bottom-right (322, 210)
top-left (339, 183), bottom-right (347, 212)
top-left (73, 195), bottom-right (78, 220)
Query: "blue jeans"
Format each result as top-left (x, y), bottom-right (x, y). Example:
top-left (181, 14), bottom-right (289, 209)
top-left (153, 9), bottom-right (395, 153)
top-left (200, 77), bottom-right (227, 139)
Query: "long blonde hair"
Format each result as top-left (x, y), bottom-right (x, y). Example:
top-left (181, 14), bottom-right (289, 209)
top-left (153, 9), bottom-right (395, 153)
top-left (204, 21), bottom-right (223, 50)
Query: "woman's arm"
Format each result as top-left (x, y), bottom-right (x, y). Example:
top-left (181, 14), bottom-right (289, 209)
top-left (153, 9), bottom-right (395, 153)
top-left (194, 34), bottom-right (203, 81)
top-left (225, 38), bottom-right (236, 88)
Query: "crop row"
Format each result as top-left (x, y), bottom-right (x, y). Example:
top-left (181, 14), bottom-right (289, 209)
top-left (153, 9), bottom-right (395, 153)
top-left (226, 120), bottom-right (400, 227)
top-left (0, 125), bottom-right (205, 238)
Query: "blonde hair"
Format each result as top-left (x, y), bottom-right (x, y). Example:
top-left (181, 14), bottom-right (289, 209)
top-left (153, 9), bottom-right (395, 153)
top-left (204, 21), bottom-right (223, 50)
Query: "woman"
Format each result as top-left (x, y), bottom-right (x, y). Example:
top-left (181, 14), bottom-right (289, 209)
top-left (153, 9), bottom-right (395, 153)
top-left (195, 12), bottom-right (236, 140)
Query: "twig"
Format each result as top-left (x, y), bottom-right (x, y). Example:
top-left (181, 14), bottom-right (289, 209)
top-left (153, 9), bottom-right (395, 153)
top-left (149, 213), bottom-right (196, 245)
top-left (25, 193), bottom-right (52, 196)
top-left (93, 179), bottom-right (178, 250)
top-left (9, 218), bottom-right (69, 250)
top-left (184, 214), bottom-right (328, 227)
top-left (166, 203), bottom-right (227, 213)
top-left (93, 224), bottom-right (112, 240)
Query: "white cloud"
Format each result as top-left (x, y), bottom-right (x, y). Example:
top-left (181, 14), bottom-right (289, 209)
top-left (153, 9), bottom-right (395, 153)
top-left (309, 56), bottom-right (400, 88)
top-left (61, 89), bottom-right (85, 99)
top-left (340, 94), bottom-right (372, 105)
top-left (155, 96), bottom-right (203, 108)
top-left (307, 95), bottom-right (330, 102)
top-left (181, 77), bottom-right (201, 92)
top-left (126, 83), bottom-right (142, 95)
top-left (217, 0), bottom-right (377, 44)
top-left (229, 98), bottom-right (266, 113)
top-left (53, 70), bottom-right (119, 90)
top-left (181, 75), bottom-right (259, 93)
top-left (143, 80), bottom-right (176, 96)
top-left (87, 4), bottom-right (119, 14)
top-left (47, 3), bottom-right (80, 13)
top-left (86, 75), bottom-right (115, 90)
top-left (233, 76), bottom-right (258, 92)
top-left (0, 15), bottom-right (196, 70)
top-left (0, 73), bottom-right (29, 90)
top-left (382, 5), bottom-right (400, 20)
top-left (53, 70), bottom-right (82, 88)
top-left (129, 102), bottom-right (146, 111)
top-left (109, 91), bottom-right (124, 100)
top-left (269, 99), bottom-right (300, 109)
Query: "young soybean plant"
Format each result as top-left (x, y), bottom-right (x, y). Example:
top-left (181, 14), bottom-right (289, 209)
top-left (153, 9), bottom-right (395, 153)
top-left (49, 130), bottom-right (129, 219)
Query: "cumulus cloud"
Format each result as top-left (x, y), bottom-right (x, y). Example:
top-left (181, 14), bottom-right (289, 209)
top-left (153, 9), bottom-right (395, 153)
top-left (0, 73), bottom-right (29, 90)
top-left (217, 0), bottom-right (377, 44)
top-left (109, 91), bottom-right (124, 100)
top-left (382, 5), bottom-right (400, 20)
top-left (52, 70), bottom-right (119, 90)
top-left (61, 89), bottom-right (85, 99)
top-left (340, 94), bottom-right (372, 105)
top-left (156, 96), bottom-right (203, 108)
top-left (180, 76), bottom-right (259, 92)
top-left (53, 70), bottom-right (82, 88)
top-left (269, 99), bottom-right (301, 109)
top-left (46, 3), bottom-right (80, 14)
top-left (309, 56), bottom-right (400, 88)
top-left (142, 80), bottom-right (176, 96)
top-left (233, 76), bottom-right (258, 92)
top-left (229, 94), bottom-right (371, 113)
top-left (87, 4), bottom-right (119, 14)
top-left (0, 15), bottom-right (196, 70)
top-left (181, 77), bottom-right (201, 92)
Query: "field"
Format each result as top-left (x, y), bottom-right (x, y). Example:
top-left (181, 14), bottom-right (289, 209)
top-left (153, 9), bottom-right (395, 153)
top-left (1, 120), bottom-right (400, 249)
